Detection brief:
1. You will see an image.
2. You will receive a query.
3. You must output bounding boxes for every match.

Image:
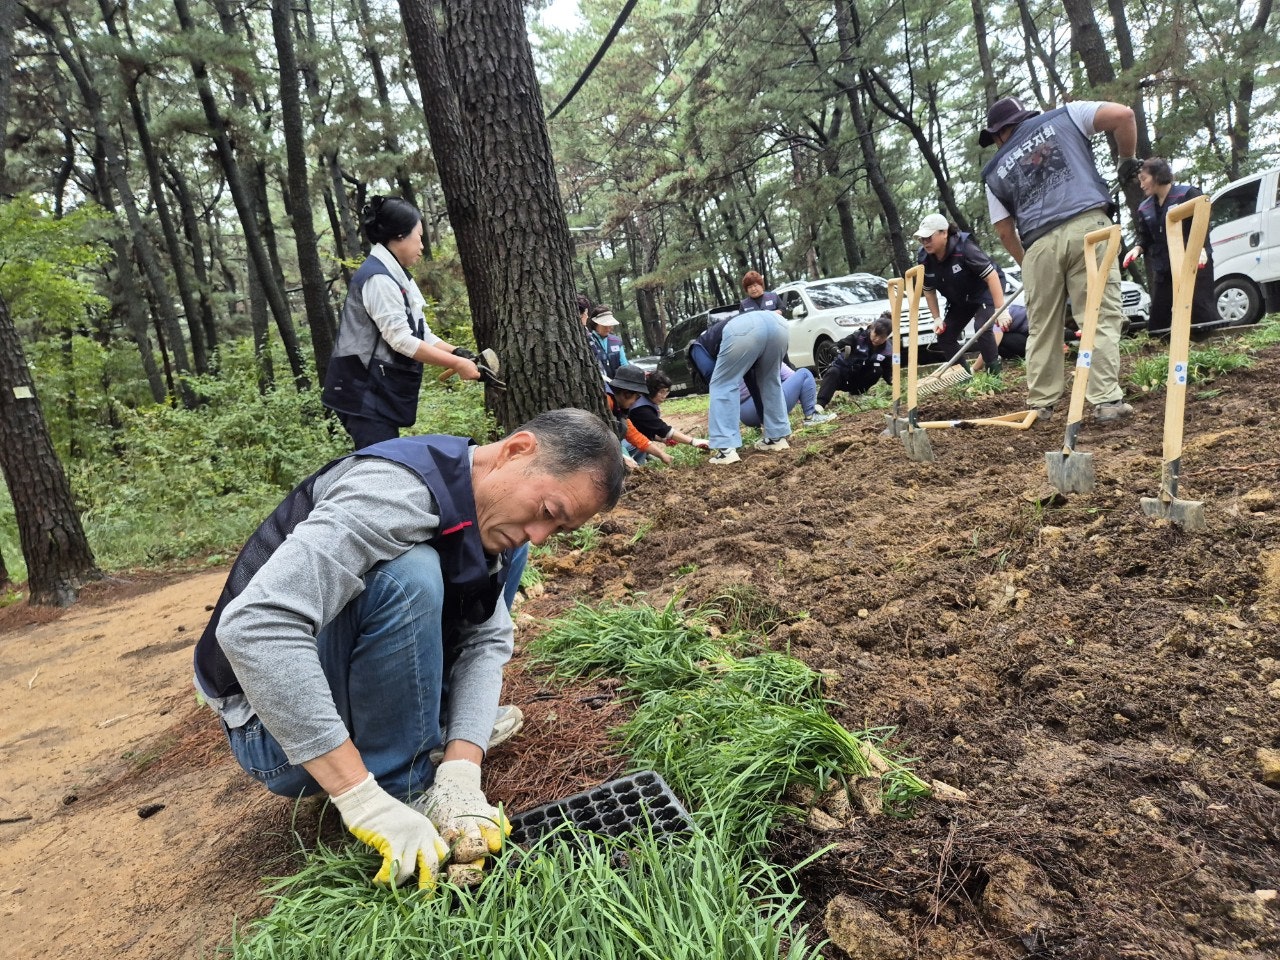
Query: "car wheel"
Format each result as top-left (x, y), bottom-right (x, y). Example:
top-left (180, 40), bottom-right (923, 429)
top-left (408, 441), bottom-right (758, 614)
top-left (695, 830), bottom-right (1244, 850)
top-left (1215, 277), bottom-right (1262, 326)
top-left (813, 336), bottom-right (838, 374)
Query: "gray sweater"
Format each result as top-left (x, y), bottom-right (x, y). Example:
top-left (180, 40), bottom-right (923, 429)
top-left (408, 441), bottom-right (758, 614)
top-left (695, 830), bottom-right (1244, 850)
top-left (198, 456), bottom-right (513, 766)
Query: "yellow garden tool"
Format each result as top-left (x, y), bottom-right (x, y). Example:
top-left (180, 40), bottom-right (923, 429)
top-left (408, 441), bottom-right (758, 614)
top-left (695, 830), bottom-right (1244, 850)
top-left (900, 266), bottom-right (935, 462)
top-left (1141, 195), bottom-right (1212, 532)
top-left (881, 277), bottom-right (907, 438)
top-left (1044, 225), bottom-right (1121, 494)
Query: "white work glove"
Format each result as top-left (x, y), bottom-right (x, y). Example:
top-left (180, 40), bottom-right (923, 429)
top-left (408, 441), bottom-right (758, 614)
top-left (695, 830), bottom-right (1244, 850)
top-left (689, 437), bottom-right (710, 449)
top-left (331, 773), bottom-right (450, 890)
top-left (419, 759), bottom-right (511, 856)
top-left (1122, 248), bottom-right (1141, 269)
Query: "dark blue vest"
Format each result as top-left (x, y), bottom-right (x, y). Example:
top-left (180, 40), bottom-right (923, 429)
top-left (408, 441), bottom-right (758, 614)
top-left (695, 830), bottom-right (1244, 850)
top-left (919, 232), bottom-right (1001, 306)
top-left (591, 332), bottom-right (625, 377)
top-left (1137, 184), bottom-right (1209, 278)
top-left (194, 436), bottom-right (510, 699)
top-left (321, 257), bottom-right (425, 426)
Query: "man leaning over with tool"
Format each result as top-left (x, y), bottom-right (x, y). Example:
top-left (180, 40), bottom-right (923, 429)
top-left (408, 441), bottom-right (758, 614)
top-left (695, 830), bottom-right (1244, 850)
top-left (193, 409), bottom-right (625, 889)
top-left (979, 95), bottom-right (1137, 425)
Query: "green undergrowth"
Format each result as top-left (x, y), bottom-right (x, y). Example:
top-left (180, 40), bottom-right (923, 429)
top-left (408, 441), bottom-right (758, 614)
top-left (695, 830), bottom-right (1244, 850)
top-left (529, 597), bottom-right (931, 849)
top-left (1124, 315), bottom-right (1280, 393)
top-left (230, 824), bottom-right (823, 960)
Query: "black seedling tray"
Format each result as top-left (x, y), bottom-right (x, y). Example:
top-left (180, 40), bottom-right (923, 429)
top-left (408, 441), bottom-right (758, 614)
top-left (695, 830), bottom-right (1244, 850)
top-left (509, 770), bottom-right (692, 845)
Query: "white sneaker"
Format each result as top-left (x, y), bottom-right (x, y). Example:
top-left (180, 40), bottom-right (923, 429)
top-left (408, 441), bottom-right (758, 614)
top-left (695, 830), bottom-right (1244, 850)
top-left (753, 436), bottom-right (790, 451)
top-left (708, 447), bottom-right (741, 465)
top-left (429, 704), bottom-right (525, 763)
top-left (802, 412), bottom-right (836, 426)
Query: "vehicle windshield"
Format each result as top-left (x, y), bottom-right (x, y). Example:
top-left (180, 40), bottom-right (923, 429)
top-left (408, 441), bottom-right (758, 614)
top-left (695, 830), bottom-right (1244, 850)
top-left (805, 279), bottom-right (887, 309)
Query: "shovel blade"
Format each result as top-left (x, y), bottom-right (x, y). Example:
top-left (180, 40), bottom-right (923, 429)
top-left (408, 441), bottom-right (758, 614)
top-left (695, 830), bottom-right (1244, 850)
top-left (1044, 450), bottom-right (1095, 494)
top-left (901, 428), bottom-right (934, 462)
top-left (882, 415), bottom-right (907, 438)
top-left (1140, 495), bottom-right (1206, 532)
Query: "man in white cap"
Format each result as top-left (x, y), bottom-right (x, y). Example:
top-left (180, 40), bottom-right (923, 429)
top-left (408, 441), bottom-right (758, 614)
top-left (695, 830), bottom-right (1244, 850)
top-left (914, 213), bottom-right (1005, 373)
top-left (979, 95), bottom-right (1138, 423)
top-left (588, 305), bottom-right (627, 378)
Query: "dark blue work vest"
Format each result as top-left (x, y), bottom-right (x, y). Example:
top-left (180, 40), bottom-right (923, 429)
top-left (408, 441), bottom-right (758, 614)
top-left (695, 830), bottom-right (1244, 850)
top-left (1137, 184), bottom-right (1211, 277)
top-left (591, 332), bottom-right (625, 377)
top-left (194, 436), bottom-right (511, 699)
top-left (321, 257), bottom-right (425, 426)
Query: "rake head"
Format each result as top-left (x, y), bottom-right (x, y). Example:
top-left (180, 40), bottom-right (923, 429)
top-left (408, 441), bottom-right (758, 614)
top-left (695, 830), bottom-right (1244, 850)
top-left (915, 365), bottom-right (973, 399)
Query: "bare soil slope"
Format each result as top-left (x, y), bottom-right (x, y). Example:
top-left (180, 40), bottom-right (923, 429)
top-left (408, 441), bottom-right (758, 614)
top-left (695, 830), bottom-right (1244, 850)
top-left (2, 345), bottom-right (1278, 959)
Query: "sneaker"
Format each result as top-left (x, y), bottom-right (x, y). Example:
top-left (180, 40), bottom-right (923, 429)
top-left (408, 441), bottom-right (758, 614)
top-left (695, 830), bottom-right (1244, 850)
top-left (708, 447), bottom-right (741, 465)
top-left (1094, 400), bottom-right (1134, 422)
top-left (802, 412), bottom-right (836, 427)
top-left (429, 704), bottom-right (525, 763)
top-left (753, 436), bottom-right (790, 452)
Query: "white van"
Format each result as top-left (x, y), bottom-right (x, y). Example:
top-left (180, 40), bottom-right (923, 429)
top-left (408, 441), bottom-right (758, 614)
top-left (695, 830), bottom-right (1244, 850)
top-left (1210, 165), bottom-right (1280, 325)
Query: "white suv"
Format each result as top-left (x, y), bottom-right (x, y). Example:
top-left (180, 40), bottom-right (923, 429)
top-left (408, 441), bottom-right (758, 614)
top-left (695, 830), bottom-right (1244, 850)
top-left (1003, 265), bottom-right (1151, 333)
top-left (774, 273), bottom-right (935, 371)
top-left (1210, 165), bottom-right (1280, 325)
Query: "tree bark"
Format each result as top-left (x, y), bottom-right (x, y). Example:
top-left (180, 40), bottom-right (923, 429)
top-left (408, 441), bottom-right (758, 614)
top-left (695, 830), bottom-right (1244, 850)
top-left (270, 0), bottom-right (336, 377)
top-left (163, 159), bottom-right (220, 359)
top-left (397, 0), bottom-right (608, 430)
top-left (969, 0), bottom-right (998, 106)
top-left (0, 0), bottom-right (16, 194)
top-left (0, 291), bottom-right (101, 606)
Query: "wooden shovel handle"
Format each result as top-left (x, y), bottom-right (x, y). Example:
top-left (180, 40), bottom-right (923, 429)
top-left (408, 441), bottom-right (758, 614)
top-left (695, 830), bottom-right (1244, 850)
top-left (904, 265), bottom-right (925, 422)
top-left (1160, 195), bottom-right (1212, 473)
top-left (1063, 225), bottom-right (1122, 431)
top-left (886, 277), bottom-right (903, 405)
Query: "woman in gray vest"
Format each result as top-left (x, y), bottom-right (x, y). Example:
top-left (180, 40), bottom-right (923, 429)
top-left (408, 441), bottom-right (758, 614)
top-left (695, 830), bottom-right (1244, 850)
top-left (322, 197), bottom-right (481, 449)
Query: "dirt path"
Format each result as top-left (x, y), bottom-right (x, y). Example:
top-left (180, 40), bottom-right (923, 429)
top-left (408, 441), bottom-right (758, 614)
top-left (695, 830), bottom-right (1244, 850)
top-left (2, 341), bottom-right (1279, 959)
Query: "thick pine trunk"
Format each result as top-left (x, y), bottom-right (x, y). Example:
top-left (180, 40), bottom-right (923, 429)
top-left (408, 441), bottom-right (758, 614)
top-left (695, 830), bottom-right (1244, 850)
top-left (0, 293), bottom-right (101, 606)
top-left (398, 0), bottom-right (608, 430)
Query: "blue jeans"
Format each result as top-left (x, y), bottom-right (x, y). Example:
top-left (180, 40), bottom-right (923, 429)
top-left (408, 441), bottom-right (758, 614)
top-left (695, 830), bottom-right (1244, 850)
top-left (739, 368), bottom-right (816, 426)
top-left (226, 544), bottom-right (459, 801)
top-left (705, 311), bottom-right (792, 449)
top-left (504, 543), bottom-right (529, 608)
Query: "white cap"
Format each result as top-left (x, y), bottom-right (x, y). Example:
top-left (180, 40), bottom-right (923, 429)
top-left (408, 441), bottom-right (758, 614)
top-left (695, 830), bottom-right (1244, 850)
top-left (914, 213), bottom-right (949, 240)
top-left (592, 310), bottom-right (619, 327)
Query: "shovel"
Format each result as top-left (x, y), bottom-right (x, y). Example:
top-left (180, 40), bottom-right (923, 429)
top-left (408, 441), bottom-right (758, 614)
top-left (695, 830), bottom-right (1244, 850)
top-left (881, 277), bottom-right (907, 437)
top-left (439, 347), bottom-right (507, 389)
top-left (899, 265), bottom-right (935, 462)
top-left (1140, 195), bottom-right (1211, 532)
top-left (1044, 226), bottom-right (1121, 494)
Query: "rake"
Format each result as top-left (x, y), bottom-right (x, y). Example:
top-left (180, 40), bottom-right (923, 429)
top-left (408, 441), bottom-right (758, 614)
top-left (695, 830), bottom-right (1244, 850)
top-left (914, 285), bottom-right (1023, 399)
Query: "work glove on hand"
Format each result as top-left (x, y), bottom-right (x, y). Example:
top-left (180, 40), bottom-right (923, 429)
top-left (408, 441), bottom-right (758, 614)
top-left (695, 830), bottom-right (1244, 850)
top-left (689, 437), bottom-right (710, 449)
top-left (452, 347), bottom-right (478, 363)
top-left (1122, 248), bottom-right (1141, 269)
top-left (420, 759), bottom-right (512, 856)
top-left (1198, 250), bottom-right (1208, 269)
top-left (1118, 156), bottom-right (1141, 186)
top-left (331, 773), bottom-right (450, 890)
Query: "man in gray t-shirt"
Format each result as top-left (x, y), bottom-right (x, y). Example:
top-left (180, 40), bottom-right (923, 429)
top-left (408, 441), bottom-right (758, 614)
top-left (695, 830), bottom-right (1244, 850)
top-left (979, 96), bottom-right (1139, 424)
top-left (198, 409), bottom-right (624, 890)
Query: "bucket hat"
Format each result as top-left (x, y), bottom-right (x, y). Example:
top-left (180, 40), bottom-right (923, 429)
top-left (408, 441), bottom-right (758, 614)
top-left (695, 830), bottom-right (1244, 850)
top-left (978, 97), bottom-right (1041, 147)
top-left (608, 364), bottom-right (650, 395)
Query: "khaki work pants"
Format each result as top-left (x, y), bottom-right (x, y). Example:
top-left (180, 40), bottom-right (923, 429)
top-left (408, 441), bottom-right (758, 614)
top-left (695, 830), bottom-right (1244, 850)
top-left (1022, 209), bottom-right (1126, 410)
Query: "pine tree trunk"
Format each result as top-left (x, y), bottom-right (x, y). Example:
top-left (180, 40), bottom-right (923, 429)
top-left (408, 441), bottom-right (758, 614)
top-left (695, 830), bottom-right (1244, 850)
top-left (0, 292), bottom-right (101, 606)
top-left (271, 0), bottom-right (336, 378)
top-left (164, 160), bottom-right (220, 358)
top-left (0, 0), bottom-right (15, 194)
top-left (398, 0), bottom-right (608, 430)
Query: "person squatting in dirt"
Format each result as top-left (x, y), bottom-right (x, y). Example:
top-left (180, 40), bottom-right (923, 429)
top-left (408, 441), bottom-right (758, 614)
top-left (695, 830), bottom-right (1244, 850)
top-left (979, 95), bottom-right (1138, 424)
top-left (915, 213), bottom-right (1006, 375)
top-left (740, 363), bottom-right (835, 428)
top-left (816, 314), bottom-right (894, 409)
top-left (192, 410), bottom-right (625, 890)
top-left (626, 369), bottom-right (712, 459)
top-left (1126, 156), bottom-right (1217, 336)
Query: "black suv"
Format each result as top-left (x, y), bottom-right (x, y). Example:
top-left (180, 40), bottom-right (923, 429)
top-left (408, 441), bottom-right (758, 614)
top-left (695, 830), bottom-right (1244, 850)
top-left (654, 304), bottom-right (739, 396)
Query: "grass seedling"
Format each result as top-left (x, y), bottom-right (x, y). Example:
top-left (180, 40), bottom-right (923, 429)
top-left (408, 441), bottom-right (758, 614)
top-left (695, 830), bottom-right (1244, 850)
top-left (1240, 314), bottom-right (1280, 350)
top-left (230, 824), bottom-right (825, 960)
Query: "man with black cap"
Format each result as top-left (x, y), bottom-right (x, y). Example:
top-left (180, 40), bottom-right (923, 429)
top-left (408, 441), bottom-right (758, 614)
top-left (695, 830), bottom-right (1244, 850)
top-left (979, 95), bottom-right (1138, 424)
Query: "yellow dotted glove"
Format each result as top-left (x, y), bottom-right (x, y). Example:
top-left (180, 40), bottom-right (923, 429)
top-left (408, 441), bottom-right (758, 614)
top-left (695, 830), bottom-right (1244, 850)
top-left (331, 773), bottom-right (450, 890)
top-left (419, 759), bottom-right (512, 855)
